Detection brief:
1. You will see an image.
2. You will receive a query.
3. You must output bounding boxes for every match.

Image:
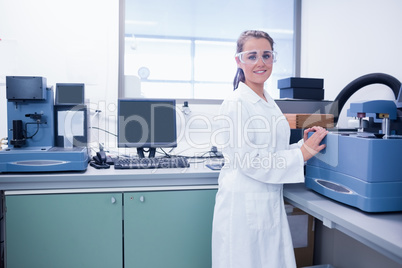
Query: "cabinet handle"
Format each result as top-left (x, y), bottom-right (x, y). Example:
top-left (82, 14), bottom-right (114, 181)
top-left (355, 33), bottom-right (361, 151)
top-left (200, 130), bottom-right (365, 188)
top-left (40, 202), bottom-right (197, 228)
top-left (139, 196), bottom-right (145, 203)
top-left (111, 196), bottom-right (116, 204)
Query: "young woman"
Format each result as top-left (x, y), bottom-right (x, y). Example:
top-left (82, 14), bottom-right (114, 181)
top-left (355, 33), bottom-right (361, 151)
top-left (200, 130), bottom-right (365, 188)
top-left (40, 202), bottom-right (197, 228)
top-left (211, 30), bottom-right (328, 268)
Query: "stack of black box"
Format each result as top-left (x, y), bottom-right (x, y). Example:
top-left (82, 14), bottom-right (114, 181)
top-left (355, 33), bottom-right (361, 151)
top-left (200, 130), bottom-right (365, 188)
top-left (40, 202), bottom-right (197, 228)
top-left (278, 77), bottom-right (324, 100)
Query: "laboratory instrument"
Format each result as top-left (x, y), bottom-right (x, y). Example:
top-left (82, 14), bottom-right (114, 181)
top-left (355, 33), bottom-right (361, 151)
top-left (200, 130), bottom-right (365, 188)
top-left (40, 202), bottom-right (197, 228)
top-left (305, 73), bottom-right (402, 212)
top-left (0, 76), bottom-right (89, 173)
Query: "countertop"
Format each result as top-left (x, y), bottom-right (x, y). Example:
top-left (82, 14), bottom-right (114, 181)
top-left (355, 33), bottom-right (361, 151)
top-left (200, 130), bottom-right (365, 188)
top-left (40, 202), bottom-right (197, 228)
top-left (284, 183), bottom-right (402, 265)
top-left (0, 162), bottom-right (219, 191)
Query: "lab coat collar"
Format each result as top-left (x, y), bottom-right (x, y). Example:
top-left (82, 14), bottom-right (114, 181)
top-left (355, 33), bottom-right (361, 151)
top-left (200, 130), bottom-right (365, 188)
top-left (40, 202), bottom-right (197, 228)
top-left (238, 82), bottom-right (274, 106)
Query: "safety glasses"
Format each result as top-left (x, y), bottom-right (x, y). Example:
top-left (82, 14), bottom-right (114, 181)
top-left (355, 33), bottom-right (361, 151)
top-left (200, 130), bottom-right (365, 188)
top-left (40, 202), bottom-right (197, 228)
top-left (236, 50), bottom-right (277, 65)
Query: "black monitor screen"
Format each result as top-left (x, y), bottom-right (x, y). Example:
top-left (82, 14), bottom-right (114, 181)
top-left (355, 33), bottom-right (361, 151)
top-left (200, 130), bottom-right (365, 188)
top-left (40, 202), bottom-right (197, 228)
top-left (118, 99), bottom-right (177, 149)
top-left (56, 83), bottom-right (85, 105)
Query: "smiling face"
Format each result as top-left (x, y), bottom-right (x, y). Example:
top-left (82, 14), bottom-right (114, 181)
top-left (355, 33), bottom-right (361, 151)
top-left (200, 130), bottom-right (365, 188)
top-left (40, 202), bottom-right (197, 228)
top-left (236, 37), bottom-right (273, 91)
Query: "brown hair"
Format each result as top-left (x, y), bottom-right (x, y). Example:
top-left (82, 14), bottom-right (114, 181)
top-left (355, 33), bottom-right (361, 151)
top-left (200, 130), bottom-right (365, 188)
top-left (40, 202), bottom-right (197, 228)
top-left (233, 30), bottom-right (275, 90)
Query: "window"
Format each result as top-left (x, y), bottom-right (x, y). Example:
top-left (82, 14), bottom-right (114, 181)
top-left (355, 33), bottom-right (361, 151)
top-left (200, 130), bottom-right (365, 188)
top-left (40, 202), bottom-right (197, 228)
top-left (121, 0), bottom-right (298, 100)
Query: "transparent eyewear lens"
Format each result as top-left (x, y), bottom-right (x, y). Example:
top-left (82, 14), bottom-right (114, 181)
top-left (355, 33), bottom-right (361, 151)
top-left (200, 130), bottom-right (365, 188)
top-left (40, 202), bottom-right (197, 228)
top-left (236, 50), bottom-right (277, 65)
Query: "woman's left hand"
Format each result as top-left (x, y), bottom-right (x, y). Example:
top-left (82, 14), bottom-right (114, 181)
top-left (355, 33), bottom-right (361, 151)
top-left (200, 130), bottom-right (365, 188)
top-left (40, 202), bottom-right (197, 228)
top-left (300, 126), bottom-right (328, 162)
top-left (303, 126), bottom-right (326, 142)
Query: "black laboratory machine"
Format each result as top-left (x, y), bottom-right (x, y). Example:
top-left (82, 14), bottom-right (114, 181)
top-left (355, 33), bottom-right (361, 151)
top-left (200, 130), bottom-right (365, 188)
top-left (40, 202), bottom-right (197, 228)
top-left (305, 73), bottom-right (402, 212)
top-left (0, 76), bottom-right (89, 173)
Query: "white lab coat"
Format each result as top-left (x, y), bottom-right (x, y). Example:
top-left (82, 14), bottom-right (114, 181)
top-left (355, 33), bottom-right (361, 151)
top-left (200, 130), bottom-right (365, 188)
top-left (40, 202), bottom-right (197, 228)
top-left (212, 82), bottom-right (305, 268)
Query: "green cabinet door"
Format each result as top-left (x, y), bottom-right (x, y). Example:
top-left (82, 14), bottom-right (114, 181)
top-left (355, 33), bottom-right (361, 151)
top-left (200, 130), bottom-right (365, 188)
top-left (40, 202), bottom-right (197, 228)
top-left (5, 193), bottom-right (123, 268)
top-left (124, 189), bottom-right (217, 268)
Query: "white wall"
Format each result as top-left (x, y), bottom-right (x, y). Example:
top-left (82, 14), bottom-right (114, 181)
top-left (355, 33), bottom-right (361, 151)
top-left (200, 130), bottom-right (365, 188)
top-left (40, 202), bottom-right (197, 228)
top-left (301, 0), bottom-right (402, 126)
top-left (0, 0), bottom-right (119, 148)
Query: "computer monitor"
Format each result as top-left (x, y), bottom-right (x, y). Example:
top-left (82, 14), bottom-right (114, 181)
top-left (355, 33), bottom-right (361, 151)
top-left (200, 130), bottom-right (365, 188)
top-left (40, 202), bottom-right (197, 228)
top-left (118, 98), bottom-right (177, 158)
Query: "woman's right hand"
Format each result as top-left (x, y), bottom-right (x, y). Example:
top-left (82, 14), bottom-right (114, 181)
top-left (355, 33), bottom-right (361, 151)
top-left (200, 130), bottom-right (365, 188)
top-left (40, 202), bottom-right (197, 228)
top-left (300, 127), bottom-right (328, 162)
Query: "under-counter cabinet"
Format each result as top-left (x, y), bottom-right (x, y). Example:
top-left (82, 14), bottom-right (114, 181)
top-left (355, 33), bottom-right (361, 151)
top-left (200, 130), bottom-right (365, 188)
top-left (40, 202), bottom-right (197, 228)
top-left (4, 189), bottom-right (217, 268)
top-left (5, 192), bottom-right (123, 268)
top-left (124, 190), bottom-right (217, 268)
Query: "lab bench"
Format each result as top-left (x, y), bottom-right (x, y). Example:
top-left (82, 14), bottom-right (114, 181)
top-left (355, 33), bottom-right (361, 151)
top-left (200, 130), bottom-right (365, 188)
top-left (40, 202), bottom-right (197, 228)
top-left (0, 164), bottom-right (218, 268)
top-left (0, 166), bottom-right (401, 267)
top-left (284, 183), bottom-right (402, 267)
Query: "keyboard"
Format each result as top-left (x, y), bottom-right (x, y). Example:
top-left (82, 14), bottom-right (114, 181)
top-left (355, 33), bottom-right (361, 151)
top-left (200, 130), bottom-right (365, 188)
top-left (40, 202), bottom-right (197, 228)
top-left (114, 156), bottom-right (190, 169)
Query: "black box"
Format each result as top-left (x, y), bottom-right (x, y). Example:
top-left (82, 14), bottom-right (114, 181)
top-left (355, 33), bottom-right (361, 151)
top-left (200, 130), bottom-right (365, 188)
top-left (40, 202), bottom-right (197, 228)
top-left (280, 88), bottom-right (324, 100)
top-left (278, 77), bottom-right (324, 89)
